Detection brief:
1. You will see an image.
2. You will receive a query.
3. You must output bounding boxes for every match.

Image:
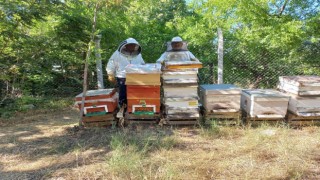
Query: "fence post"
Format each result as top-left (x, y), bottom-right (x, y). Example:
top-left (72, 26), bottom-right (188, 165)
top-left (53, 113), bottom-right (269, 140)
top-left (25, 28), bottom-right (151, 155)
top-left (95, 34), bottom-right (104, 89)
top-left (217, 28), bottom-right (223, 84)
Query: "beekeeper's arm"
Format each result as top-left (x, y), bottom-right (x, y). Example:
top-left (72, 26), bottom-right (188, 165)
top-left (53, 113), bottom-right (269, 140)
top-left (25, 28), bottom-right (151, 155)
top-left (137, 54), bottom-right (146, 65)
top-left (106, 52), bottom-right (117, 83)
top-left (156, 52), bottom-right (167, 64)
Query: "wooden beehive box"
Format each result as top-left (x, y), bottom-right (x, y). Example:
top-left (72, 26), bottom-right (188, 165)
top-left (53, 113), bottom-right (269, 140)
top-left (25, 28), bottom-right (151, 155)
top-left (199, 84), bottom-right (241, 113)
top-left (127, 85), bottom-right (161, 113)
top-left (241, 89), bottom-right (290, 119)
top-left (164, 97), bottom-right (199, 118)
top-left (165, 107), bottom-right (200, 119)
top-left (126, 73), bottom-right (161, 85)
top-left (125, 63), bottom-right (161, 85)
top-left (286, 93), bottom-right (320, 116)
top-left (162, 70), bottom-right (198, 84)
top-left (163, 85), bottom-right (198, 98)
top-left (278, 76), bottom-right (320, 96)
top-left (75, 89), bottom-right (118, 115)
top-left (164, 61), bottom-right (203, 70)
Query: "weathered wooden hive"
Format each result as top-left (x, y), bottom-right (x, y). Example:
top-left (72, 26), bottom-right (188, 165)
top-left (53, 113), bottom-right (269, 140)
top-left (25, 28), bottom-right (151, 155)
top-left (75, 89), bottom-right (118, 126)
top-left (241, 89), bottom-right (290, 119)
top-left (125, 64), bottom-right (161, 117)
top-left (162, 61), bottom-right (202, 124)
top-left (278, 76), bottom-right (320, 118)
top-left (199, 84), bottom-right (241, 113)
top-left (278, 76), bottom-right (320, 96)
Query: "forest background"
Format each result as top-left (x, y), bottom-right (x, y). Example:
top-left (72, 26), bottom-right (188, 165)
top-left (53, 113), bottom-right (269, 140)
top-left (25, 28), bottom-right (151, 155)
top-left (1, 0), bottom-right (319, 116)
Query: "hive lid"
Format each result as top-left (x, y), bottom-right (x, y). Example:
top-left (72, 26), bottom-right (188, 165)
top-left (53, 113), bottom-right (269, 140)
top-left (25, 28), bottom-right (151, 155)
top-left (242, 89), bottom-right (289, 98)
top-left (200, 84), bottom-right (241, 95)
top-left (200, 84), bottom-right (240, 90)
top-left (279, 76), bottom-right (320, 87)
top-left (164, 61), bottom-right (203, 69)
top-left (125, 63), bottom-right (161, 74)
top-left (75, 89), bottom-right (116, 98)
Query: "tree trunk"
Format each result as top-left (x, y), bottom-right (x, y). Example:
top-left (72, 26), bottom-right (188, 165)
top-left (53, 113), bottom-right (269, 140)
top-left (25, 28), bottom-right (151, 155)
top-left (95, 34), bottom-right (104, 89)
top-left (217, 28), bottom-right (224, 84)
top-left (79, 3), bottom-right (99, 126)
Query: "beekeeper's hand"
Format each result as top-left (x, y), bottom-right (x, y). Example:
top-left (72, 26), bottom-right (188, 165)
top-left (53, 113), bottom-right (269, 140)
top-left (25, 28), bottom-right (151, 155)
top-left (108, 75), bottom-right (115, 83)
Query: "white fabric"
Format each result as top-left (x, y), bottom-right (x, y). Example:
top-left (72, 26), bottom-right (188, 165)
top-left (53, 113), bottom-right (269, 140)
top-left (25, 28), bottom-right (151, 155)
top-left (171, 36), bottom-right (183, 42)
top-left (156, 51), bottom-right (199, 64)
top-left (125, 63), bottom-right (161, 74)
top-left (106, 38), bottom-right (145, 78)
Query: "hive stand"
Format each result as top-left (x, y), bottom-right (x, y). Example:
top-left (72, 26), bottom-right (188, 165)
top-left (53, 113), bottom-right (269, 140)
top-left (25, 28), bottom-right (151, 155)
top-left (286, 111), bottom-right (320, 127)
top-left (241, 110), bottom-right (287, 127)
top-left (82, 111), bottom-right (117, 127)
top-left (201, 107), bottom-right (242, 126)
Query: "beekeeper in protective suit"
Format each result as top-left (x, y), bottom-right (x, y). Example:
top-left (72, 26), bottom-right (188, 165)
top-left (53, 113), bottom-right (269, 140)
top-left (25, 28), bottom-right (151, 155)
top-left (156, 36), bottom-right (199, 64)
top-left (106, 38), bottom-right (145, 117)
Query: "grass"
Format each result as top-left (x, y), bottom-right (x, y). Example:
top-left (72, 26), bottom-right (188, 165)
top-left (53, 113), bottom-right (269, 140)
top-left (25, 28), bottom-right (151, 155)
top-left (0, 95), bottom-right (74, 119)
top-left (0, 108), bottom-right (320, 179)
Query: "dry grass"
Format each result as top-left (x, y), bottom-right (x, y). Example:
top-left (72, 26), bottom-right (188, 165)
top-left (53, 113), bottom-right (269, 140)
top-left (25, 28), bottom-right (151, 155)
top-left (0, 108), bottom-right (320, 179)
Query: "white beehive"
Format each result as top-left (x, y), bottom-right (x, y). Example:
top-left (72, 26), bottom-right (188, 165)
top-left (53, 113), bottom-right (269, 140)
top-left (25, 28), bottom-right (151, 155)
top-left (241, 89), bottom-right (290, 119)
top-left (278, 76), bottom-right (320, 96)
top-left (199, 84), bottom-right (241, 113)
top-left (287, 93), bottom-right (320, 117)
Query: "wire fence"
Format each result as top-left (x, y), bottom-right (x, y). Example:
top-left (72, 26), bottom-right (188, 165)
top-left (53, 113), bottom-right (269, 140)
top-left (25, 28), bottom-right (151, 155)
top-left (1, 40), bottom-right (320, 102)
top-left (197, 42), bottom-right (320, 89)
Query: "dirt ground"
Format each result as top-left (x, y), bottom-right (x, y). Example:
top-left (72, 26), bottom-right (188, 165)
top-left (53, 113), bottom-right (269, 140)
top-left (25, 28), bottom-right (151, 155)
top-left (0, 108), bottom-right (320, 179)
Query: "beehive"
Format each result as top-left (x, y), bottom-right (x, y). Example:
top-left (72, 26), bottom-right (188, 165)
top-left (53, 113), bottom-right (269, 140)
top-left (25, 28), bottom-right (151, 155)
top-left (200, 84), bottom-right (241, 113)
top-left (125, 64), bottom-right (161, 116)
top-left (278, 76), bottom-right (320, 96)
top-left (241, 89), bottom-right (290, 119)
top-left (161, 61), bottom-right (202, 124)
top-left (75, 89), bottom-right (118, 116)
top-left (126, 85), bottom-right (161, 113)
top-left (125, 63), bottom-right (161, 86)
top-left (287, 93), bottom-right (320, 117)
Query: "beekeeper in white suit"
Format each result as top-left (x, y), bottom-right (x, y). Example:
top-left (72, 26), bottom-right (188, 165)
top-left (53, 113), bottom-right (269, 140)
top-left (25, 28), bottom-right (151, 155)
top-left (156, 36), bottom-right (199, 64)
top-left (106, 38), bottom-right (145, 117)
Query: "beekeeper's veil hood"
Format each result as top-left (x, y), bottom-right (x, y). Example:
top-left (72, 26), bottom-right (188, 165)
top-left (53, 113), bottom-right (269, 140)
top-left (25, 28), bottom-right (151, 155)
top-left (166, 36), bottom-right (188, 51)
top-left (118, 38), bottom-right (142, 56)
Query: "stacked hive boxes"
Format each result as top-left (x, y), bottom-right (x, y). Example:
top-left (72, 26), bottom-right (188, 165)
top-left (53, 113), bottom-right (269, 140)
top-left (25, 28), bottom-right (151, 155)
top-left (162, 61), bottom-right (202, 124)
top-left (278, 76), bottom-right (320, 120)
top-left (125, 64), bottom-right (161, 119)
top-left (75, 89), bottom-right (118, 126)
top-left (241, 89), bottom-right (290, 122)
top-left (199, 84), bottom-right (242, 124)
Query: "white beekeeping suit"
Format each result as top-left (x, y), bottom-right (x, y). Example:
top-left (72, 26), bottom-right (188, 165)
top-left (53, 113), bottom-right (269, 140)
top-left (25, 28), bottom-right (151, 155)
top-left (156, 36), bottom-right (199, 64)
top-left (106, 38), bottom-right (145, 80)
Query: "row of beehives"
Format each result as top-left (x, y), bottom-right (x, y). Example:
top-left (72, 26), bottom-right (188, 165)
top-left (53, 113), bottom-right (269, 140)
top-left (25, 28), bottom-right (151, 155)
top-left (200, 76), bottom-right (320, 122)
top-left (75, 62), bottom-right (320, 126)
top-left (74, 61), bottom-right (204, 126)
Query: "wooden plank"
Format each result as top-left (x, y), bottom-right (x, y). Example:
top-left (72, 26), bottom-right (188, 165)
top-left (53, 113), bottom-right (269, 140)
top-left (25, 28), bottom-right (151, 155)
top-left (166, 120), bottom-right (199, 125)
top-left (205, 119), bottom-right (239, 126)
top-left (199, 84), bottom-right (241, 95)
top-left (212, 109), bottom-right (238, 113)
top-left (75, 89), bottom-right (116, 101)
top-left (125, 113), bottom-right (160, 120)
top-left (82, 114), bottom-right (114, 123)
top-left (129, 120), bottom-right (158, 124)
top-left (165, 64), bottom-right (203, 69)
top-left (256, 114), bottom-right (284, 119)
